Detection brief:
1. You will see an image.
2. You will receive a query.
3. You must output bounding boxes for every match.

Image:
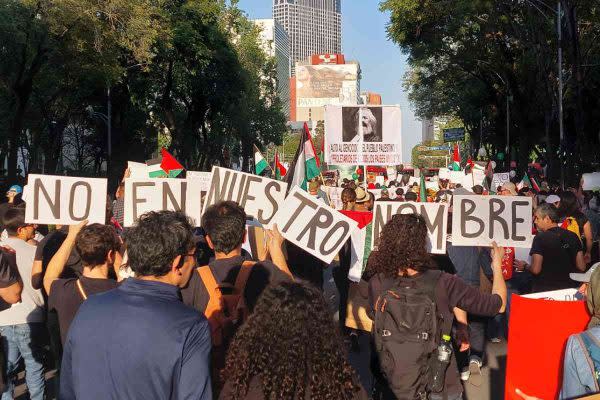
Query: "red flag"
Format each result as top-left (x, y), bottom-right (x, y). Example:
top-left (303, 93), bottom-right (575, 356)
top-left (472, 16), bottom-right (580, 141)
top-left (160, 148), bottom-right (184, 176)
top-left (505, 294), bottom-right (589, 400)
top-left (274, 151), bottom-right (287, 179)
top-left (467, 157), bottom-right (475, 169)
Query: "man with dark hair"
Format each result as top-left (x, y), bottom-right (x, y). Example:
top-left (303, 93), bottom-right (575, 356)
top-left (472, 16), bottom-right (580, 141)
top-left (182, 201), bottom-right (291, 314)
top-left (522, 203), bottom-right (586, 292)
top-left (61, 211), bottom-right (212, 399)
top-left (0, 207), bottom-right (45, 400)
top-left (405, 192), bottom-right (418, 202)
top-left (43, 222), bottom-right (120, 344)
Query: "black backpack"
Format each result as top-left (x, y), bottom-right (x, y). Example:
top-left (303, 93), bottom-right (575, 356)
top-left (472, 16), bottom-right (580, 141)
top-left (372, 270), bottom-right (448, 400)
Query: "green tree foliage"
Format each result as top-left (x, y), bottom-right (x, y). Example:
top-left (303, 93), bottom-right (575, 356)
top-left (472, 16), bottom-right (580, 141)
top-left (0, 0), bottom-right (286, 185)
top-left (382, 0), bottom-right (600, 183)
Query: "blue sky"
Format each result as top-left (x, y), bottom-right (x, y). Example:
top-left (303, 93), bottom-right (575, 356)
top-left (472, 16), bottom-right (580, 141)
top-left (236, 0), bottom-right (422, 163)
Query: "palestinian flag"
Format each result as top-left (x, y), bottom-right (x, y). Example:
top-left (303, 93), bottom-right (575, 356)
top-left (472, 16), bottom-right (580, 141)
top-left (146, 157), bottom-right (165, 178)
top-left (420, 173), bottom-right (427, 202)
top-left (286, 123), bottom-right (321, 191)
top-left (518, 173), bottom-right (541, 192)
top-left (274, 151), bottom-right (287, 180)
top-left (339, 210), bottom-right (373, 282)
top-left (254, 145), bottom-right (269, 175)
top-left (319, 134), bottom-right (325, 167)
top-left (452, 143), bottom-right (461, 171)
top-left (160, 148), bottom-right (184, 178)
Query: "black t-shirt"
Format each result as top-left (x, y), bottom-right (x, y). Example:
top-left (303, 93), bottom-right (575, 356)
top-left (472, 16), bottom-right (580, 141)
top-left (530, 227), bottom-right (582, 292)
top-left (34, 227), bottom-right (83, 276)
top-left (48, 276), bottom-right (119, 344)
top-left (0, 249), bottom-right (20, 312)
top-left (181, 255), bottom-right (290, 314)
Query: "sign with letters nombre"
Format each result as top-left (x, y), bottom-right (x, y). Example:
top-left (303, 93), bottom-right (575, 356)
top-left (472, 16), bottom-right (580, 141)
top-left (202, 167), bottom-right (288, 229)
top-left (451, 195), bottom-right (533, 248)
top-left (124, 178), bottom-right (203, 227)
top-left (25, 174), bottom-right (108, 225)
top-left (371, 201), bottom-right (449, 254)
top-left (271, 187), bottom-right (358, 264)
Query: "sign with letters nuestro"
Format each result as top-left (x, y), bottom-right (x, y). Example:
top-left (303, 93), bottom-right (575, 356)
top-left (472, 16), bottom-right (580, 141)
top-left (202, 167), bottom-right (287, 229)
top-left (271, 187), bottom-right (358, 264)
top-left (371, 201), bottom-right (449, 254)
top-left (325, 105), bottom-right (402, 166)
top-left (124, 178), bottom-right (203, 227)
top-left (25, 174), bottom-right (107, 225)
top-left (451, 195), bottom-right (533, 248)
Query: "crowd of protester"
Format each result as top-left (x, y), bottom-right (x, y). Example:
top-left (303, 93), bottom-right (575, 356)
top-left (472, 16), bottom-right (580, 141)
top-left (0, 166), bottom-right (597, 400)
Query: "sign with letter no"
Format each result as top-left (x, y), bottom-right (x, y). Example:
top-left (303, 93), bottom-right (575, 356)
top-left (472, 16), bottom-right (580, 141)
top-left (25, 174), bottom-right (108, 225)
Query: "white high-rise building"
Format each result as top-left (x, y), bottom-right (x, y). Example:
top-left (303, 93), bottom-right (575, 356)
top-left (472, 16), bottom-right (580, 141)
top-left (273, 0), bottom-right (342, 76)
top-left (254, 19), bottom-right (291, 118)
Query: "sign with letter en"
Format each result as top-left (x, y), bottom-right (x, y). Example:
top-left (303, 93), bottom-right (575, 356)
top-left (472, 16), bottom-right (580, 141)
top-left (124, 178), bottom-right (204, 227)
top-left (25, 174), bottom-right (107, 225)
top-left (325, 105), bottom-right (402, 166)
top-left (202, 167), bottom-right (287, 229)
top-left (371, 201), bottom-right (448, 254)
top-left (271, 187), bottom-right (359, 264)
top-left (452, 195), bottom-right (533, 248)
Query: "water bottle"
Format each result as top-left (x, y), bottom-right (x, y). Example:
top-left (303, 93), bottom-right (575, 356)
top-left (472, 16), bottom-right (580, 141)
top-left (429, 335), bottom-right (453, 393)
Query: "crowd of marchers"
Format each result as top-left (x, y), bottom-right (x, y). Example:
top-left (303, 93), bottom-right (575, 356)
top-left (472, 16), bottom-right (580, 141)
top-left (0, 171), bottom-right (597, 400)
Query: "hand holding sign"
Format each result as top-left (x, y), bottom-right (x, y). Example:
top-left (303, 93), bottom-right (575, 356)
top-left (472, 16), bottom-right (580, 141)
top-left (67, 220), bottom-right (88, 240)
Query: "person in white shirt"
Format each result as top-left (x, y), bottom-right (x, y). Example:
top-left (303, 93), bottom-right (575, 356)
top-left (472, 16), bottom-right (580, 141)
top-left (0, 207), bottom-right (45, 400)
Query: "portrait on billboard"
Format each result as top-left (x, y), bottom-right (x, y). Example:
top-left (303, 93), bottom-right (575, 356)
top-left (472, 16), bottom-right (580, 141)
top-left (342, 106), bottom-right (383, 143)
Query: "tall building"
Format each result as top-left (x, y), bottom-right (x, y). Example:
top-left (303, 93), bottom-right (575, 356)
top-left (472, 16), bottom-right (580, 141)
top-left (291, 53), bottom-right (360, 122)
top-left (273, 0), bottom-right (342, 76)
top-left (254, 19), bottom-right (291, 118)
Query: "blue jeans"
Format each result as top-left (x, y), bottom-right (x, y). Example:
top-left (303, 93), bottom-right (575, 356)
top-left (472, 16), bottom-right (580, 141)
top-left (0, 323), bottom-right (46, 400)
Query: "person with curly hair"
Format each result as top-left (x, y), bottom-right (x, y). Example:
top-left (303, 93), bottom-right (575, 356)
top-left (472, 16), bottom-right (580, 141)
top-left (219, 281), bottom-right (368, 400)
top-left (366, 213), bottom-right (508, 400)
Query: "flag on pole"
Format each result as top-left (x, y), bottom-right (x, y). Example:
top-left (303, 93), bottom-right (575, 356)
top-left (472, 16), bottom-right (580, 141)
top-left (254, 145), bottom-right (269, 175)
top-left (285, 123), bottom-right (321, 191)
top-left (452, 143), bottom-right (461, 171)
top-left (419, 172), bottom-right (427, 202)
top-left (518, 173), bottom-right (541, 192)
top-left (274, 151), bottom-right (287, 180)
top-left (160, 148), bottom-right (184, 178)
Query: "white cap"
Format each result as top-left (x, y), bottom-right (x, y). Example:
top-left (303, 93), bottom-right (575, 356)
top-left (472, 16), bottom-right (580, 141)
top-left (546, 194), bottom-right (560, 204)
top-left (570, 263), bottom-right (600, 283)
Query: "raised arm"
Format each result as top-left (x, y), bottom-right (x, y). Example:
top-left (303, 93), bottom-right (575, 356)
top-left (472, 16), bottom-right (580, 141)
top-left (264, 225), bottom-right (293, 279)
top-left (43, 221), bottom-right (87, 295)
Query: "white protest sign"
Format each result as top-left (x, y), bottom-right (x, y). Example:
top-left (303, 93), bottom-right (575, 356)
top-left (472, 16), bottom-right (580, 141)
top-left (439, 168), bottom-right (450, 180)
top-left (522, 289), bottom-right (579, 301)
top-left (186, 171), bottom-right (212, 192)
top-left (473, 169), bottom-right (486, 186)
top-left (128, 161), bottom-right (147, 179)
top-left (271, 186), bottom-right (358, 264)
top-left (325, 105), bottom-right (402, 165)
top-left (202, 166), bottom-right (287, 228)
top-left (123, 178), bottom-right (203, 227)
top-left (451, 195), bottom-right (533, 248)
top-left (25, 174), bottom-right (107, 225)
top-left (321, 186), bottom-right (344, 209)
top-left (491, 173), bottom-right (510, 191)
top-left (449, 171), bottom-right (465, 184)
top-left (582, 173), bottom-right (600, 191)
top-left (425, 181), bottom-right (440, 191)
top-left (371, 201), bottom-right (449, 254)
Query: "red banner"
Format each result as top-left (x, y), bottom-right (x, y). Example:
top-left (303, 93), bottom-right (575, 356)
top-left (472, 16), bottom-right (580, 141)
top-left (505, 294), bottom-right (590, 400)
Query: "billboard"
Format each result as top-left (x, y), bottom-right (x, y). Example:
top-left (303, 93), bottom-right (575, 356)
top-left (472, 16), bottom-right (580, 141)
top-left (296, 64), bottom-right (359, 108)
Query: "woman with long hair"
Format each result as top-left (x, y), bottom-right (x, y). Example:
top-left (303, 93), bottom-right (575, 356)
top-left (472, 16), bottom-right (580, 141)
top-left (220, 281), bottom-right (367, 400)
top-left (559, 191), bottom-right (593, 264)
top-left (366, 214), bottom-right (507, 400)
